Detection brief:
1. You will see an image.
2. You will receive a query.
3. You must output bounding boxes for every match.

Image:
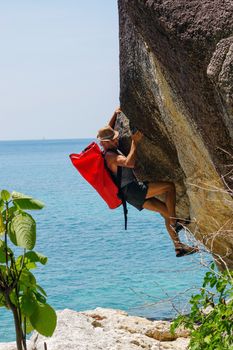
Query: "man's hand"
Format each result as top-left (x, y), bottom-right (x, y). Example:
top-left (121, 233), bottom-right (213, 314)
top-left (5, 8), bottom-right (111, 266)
top-left (115, 107), bottom-right (121, 114)
top-left (109, 107), bottom-right (122, 128)
top-left (131, 130), bottom-right (143, 143)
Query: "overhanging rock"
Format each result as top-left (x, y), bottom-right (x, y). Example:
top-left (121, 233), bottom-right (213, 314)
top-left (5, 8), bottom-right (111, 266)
top-left (118, 0), bottom-right (233, 268)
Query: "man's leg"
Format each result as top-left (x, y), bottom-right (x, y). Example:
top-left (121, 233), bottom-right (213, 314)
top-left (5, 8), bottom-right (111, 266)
top-left (145, 181), bottom-right (176, 225)
top-left (142, 182), bottom-right (199, 255)
top-left (143, 197), bottom-right (181, 248)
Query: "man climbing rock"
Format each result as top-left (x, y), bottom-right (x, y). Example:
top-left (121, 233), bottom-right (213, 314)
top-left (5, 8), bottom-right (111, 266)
top-left (97, 108), bottom-right (199, 257)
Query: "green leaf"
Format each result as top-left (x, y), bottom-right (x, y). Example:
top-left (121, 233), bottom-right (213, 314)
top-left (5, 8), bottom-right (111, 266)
top-left (25, 251), bottom-right (48, 265)
top-left (30, 302), bottom-right (57, 337)
top-left (0, 212), bottom-right (5, 235)
top-left (0, 293), bottom-right (6, 307)
top-left (0, 240), bottom-right (13, 263)
top-left (34, 291), bottom-right (46, 304)
top-left (15, 255), bottom-right (35, 271)
top-left (17, 251), bottom-right (47, 270)
top-left (9, 291), bottom-right (18, 307)
top-left (192, 294), bottom-right (202, 302)
top-left (19, 270), bottom-right (37, 287)
top-left (9, 212), bottom-right (36, 249)
top-left (204, 335), bottom-right (212, 344)
top-left (1, 190), bottom-right (11, 201)
top-left (0, 240), bottom-right (6, 263)
top-left (0, 199), bottom-right (4, 211)
top-left (20, 293), bottom-right (38, 317)
top-left (210, 262), bottom-right (215, 270)
top-left (0, 265), bottom-right (6, 278)
top-left (36, 284), bottom-right (47, 297)
top-left (2, 206), bottom-right (19, 222)
top-left (25, 317), bottom-right (34, 334)
top-left (12, 192), bottom-right (44, 210)
top-left (25, 262), bottom-right (37, 270)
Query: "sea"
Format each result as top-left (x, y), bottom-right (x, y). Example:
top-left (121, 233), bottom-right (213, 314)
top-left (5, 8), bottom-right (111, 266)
top-left (0, 139), bottom-right (210, 342)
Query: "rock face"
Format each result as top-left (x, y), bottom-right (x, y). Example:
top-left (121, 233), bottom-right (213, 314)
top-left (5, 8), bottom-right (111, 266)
top-left (118, 0), bottom-right (233, 267)
top-left (0, 308), bottom-right (189, 350)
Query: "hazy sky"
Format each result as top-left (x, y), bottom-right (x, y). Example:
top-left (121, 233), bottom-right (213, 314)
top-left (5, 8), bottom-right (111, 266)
top-left (0, 1), bottom-right (119, 140)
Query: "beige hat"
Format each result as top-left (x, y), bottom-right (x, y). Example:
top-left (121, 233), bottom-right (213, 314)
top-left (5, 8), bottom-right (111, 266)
top-left (97, 125), bottom-right (119, 141)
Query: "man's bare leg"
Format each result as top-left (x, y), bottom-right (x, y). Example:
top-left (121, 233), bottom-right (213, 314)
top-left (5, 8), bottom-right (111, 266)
top-left (143, 183), bottom-right (199, 255)
top-left (145, 182), bottom-right (176, 224)
top-left (164, 218), bottom-right (181, 248)
top-left (164, 183), bottom-right (176, 222)
top-left (143, 198), bottom-right (181, 248)
top-left (143, 197), bottom-right (169, 218)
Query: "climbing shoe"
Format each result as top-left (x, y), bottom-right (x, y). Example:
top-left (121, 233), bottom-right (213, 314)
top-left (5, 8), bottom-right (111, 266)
top-left (171, 217), bottom-right (191, 234)
top-left (175, 244), bottom-right (199, 257)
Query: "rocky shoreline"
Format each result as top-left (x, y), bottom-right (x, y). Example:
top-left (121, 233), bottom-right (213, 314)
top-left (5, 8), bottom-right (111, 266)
top-left (0, 308), bottom-right (189, 350)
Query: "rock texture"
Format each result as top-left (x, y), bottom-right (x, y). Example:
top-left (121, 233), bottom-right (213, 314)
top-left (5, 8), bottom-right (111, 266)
top-left (0, 308), bottom-right (189, 350)
top-left (118, 0), bottom-right (233, 268)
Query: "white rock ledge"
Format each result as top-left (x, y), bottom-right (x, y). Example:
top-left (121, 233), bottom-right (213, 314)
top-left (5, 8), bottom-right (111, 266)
top-left (0, 308), bottom-right (189, 350)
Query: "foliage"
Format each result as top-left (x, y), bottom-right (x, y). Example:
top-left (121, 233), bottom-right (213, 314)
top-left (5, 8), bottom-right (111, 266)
top-left (171, 263), bottom-right (233, 350)
top-left (0, 189), bottom-right (57, 350)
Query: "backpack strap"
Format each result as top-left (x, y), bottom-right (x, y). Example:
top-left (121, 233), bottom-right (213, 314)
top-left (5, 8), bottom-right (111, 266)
top-left (116, 166), bottom-right (128, 230)
top-left (104, 150), bottom-right (128, 230)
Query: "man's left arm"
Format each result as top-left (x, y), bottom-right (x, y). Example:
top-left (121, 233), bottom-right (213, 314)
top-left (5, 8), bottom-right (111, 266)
top-left (115, 131), bottom-right (143, 168)
top-left (108, 107), bottom-right (121, 128)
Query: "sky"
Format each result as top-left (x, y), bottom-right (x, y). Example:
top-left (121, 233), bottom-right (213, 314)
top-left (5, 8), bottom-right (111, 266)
top-left (0, 1), bottom-right (119, 140)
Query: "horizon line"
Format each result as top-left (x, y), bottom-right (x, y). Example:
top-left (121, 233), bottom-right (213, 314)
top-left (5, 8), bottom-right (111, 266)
top-left (0, 137), bottom-right (95, 142)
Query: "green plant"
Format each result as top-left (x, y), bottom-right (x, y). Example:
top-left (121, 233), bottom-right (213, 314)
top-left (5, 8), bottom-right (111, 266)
top-left (0, 189), bottom-right (57, 350)
top-left (171, 263), bottom-right (233, 350)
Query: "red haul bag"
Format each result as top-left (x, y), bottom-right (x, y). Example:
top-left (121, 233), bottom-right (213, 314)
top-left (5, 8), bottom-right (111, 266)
top-left (69, 142), bottom-right (122, 209)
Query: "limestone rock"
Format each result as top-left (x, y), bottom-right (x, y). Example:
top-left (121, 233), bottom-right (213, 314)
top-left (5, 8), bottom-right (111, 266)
top-left (0, 344), bottom-right (18, 350)
top-left (146, 322), bottom-right (189, 342)
top-left (0, 341), bottom-right (33, 350)
top-left (0, 308), bottom-right (189, 350)
top-left (118, 0), bottom-right (233, 267)
top-left (25, 308), bottom-right (189, 350)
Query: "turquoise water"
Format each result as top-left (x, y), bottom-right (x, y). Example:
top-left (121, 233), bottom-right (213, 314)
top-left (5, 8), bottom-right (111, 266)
top-left (0, 139), bottom-right (210, 342)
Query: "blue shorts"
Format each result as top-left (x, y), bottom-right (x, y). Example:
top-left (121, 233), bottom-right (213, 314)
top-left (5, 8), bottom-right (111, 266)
top-left (122, 181), bottom-right (148, 211)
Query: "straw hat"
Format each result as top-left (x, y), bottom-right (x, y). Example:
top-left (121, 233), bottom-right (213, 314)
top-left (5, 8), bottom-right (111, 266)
top-left (97, 125), bottom-right (119, 141)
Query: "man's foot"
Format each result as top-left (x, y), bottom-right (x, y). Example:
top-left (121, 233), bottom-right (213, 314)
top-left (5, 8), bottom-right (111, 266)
top-left (175, 243), bottom-right (199, 257)
top-left (171, 217), bottom-right (191, 234)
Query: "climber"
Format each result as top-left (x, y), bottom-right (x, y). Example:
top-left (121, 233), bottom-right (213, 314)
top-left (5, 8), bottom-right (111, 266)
top-left (97, 108), bottom-right (199, 257)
